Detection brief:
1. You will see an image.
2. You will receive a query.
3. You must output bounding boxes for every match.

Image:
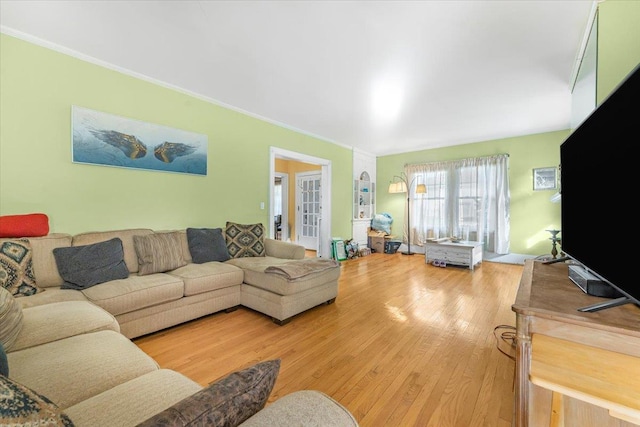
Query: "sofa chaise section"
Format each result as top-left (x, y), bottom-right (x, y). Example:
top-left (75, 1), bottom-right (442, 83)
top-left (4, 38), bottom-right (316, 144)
top-left (231, 255), bottom-right (340, 325)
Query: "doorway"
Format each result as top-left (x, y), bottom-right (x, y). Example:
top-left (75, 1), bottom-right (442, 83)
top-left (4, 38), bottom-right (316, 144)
top-left (270, 147), bottom-right (332, 258)
top-left (273, 173), bottom-right (289, 241)
top-left (295, 172), bottom-right (321, 250)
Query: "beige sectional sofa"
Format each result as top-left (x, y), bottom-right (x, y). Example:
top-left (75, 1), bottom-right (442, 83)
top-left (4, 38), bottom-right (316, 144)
top-left (1, 288), bottom-right (358, 426)
top-left (0, 227), bottom-right (353, 426)
top-left (15, 227), bottom-right (340, 337)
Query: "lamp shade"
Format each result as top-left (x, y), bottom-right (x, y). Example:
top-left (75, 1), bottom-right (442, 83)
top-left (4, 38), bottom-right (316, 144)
top-left (416, 184), bottom-right (427, 194)
top-left (388, 181), bottom-right (407, 194)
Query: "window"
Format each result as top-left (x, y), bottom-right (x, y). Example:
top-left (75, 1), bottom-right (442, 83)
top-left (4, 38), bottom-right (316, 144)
top-left (406, 154), bottom-right (510, 254)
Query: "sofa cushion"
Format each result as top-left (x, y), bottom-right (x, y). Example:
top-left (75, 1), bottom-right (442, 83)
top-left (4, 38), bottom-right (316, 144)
top-left (15, 288), bottom-right (88, 309)
top-left (224, 222), bottom-right (265, 258)
top-left (263, 238), bottom-right (305, 260)
top-left (239, 390), bottom-right (359, 427)
top-left (6, 330), bottom-right (159, 409)
top-left (0, 287), bottom-right (23, 352)
top-left (0, 213), bottom-right (49, 238)
top-left (53, 238), bottom-right (129, 290)
top-left (64, 369), bottom-right (202, 427)
top-left (169, 262), bottom-right (244, 297)
top-left (187, 228), bottom-right (231, 263)
top-left (0, 374), bottom-right (74, 426)
top-left (134, 232), bottom-right (187, 276)
top-left (10, 301), bottom-right (120, 352)
top-left (80, 273), bottom-right (184, 316)
top-left (0, 239), bottom-right (43, 297)
top-left (137, 359), bottom-right (280, 427)
top-left (21, 234), bottom-right (73, 288)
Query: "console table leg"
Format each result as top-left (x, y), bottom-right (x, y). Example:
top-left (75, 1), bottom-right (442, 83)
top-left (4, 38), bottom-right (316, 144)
top-left (550, 392), bottom-right (564, 427)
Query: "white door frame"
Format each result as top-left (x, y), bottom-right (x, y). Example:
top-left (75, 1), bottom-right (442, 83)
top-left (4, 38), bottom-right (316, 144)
top-left (274, 172), bottom-right (289, 241)
top-left (270, 147), bottom-right (332, 258)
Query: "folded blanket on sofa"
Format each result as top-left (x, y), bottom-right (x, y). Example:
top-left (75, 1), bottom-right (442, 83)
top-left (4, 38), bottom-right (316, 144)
top-left (264, 259), bottom-right (339, 280)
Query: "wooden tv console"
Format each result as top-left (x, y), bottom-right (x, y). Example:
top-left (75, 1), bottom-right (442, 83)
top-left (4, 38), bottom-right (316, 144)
top-left (512, 260), bottom-right (640, 427)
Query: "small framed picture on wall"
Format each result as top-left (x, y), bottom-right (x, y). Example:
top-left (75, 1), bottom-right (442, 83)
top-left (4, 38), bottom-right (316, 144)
top-left (533, 167), bottom-right (557, 191)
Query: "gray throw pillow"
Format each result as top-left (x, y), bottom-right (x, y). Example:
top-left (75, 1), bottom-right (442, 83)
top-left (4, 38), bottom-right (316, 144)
top-left (53, 238), bottom-right (129, 290)
top-left (186, 228), bottom-right (231, 263)
top-left (137, 359), bottom-right (281, 427)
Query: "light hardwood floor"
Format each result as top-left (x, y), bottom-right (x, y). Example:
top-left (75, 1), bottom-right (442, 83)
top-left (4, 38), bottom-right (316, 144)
top-left (134, 252), bottom-right (524, 426)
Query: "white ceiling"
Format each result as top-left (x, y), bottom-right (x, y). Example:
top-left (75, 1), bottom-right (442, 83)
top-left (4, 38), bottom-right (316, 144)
top-left (0, 1), bottom-right (596, 156)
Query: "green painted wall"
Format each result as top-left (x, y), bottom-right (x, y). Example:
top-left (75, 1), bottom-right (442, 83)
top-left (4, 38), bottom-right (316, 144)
top-left (377, 0), bottom-right (640, 256)
top-left (0, 34), bottom-right (353, 238)
top-left (2, 0), bottom-right (638, 253)
top-left (377, 131), bottom-right (567, 256)
top-left (597, 0), bottom-right (640, 103)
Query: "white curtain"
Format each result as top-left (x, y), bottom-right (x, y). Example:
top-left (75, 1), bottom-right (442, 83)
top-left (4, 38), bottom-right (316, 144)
top-left (405, 154), bottom-right (510, 254)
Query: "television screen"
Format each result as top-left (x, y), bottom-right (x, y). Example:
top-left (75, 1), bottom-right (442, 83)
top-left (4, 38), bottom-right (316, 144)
top-left (560, 62), bottom-right (640, 311)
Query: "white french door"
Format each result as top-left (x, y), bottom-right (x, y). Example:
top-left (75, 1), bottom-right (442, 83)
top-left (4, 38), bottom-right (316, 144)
top-left (296, 172), bottom-right (321, 250)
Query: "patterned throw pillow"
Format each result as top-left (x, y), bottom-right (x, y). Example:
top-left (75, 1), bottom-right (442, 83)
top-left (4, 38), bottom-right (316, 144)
top-left (133, 232), bottom-right (187, 276)
top-left (0, 239), bottom-right (43, 297)
top-left (0, 374), bottom-right (75, 426)
top-left (0, 287), bottom-right (23, 352)
top-left (224, 222), bottom-right (265, 258)
top-left (137, 359), bottom-right (280, 427)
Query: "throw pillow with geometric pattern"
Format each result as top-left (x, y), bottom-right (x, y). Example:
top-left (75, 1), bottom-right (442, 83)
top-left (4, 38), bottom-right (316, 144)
top-left (0, 239), bottom-right (43, 297)
top-left (0, 374), bottom-right (75, 426)
top-left (224, 222), bottom-right (266, 258)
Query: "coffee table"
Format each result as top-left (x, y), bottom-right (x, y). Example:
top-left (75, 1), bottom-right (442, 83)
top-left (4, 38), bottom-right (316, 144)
top-left (425, 240), bottom-right (483, 270)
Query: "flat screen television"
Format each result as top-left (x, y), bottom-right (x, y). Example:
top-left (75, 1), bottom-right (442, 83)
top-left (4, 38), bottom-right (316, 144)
top-left (559, 62), bottom-right (640, 312)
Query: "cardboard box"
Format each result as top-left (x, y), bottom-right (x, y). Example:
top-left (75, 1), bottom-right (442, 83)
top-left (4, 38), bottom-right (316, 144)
top-left (367, 227), bottom-right (387, 238)
top-left (367, 228), bottom-right (396, 253)
top-left (368, 235), bottom-right (385, 253)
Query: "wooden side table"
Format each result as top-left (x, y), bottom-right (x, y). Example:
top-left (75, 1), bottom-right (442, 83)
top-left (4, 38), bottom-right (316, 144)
top-left (424, 240), bottom-right (483, 270)
top-left (512, 260), bottom-right (640, 427)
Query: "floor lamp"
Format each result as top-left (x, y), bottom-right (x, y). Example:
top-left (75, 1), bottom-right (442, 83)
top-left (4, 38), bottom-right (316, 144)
top-left (389, 173), bottom-right (426, 255)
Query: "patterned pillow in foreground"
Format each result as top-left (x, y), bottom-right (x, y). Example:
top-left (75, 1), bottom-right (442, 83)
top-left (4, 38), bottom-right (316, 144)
top-left (224, 222), bottom-right (265, 258)
top-left (0, 374), bottom-right (75, 426)
top-left (137, 359), bottom-right (281, 427)
top-left (0, 239), bottom-right (43, 297)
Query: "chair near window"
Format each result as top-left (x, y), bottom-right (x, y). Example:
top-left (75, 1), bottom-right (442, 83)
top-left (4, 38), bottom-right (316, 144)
top-left (274, 215), bottom-right (282, 240)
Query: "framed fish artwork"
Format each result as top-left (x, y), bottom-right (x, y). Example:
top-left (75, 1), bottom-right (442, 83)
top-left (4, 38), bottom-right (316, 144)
top-left (71, 106), bottom-right (207, 175)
